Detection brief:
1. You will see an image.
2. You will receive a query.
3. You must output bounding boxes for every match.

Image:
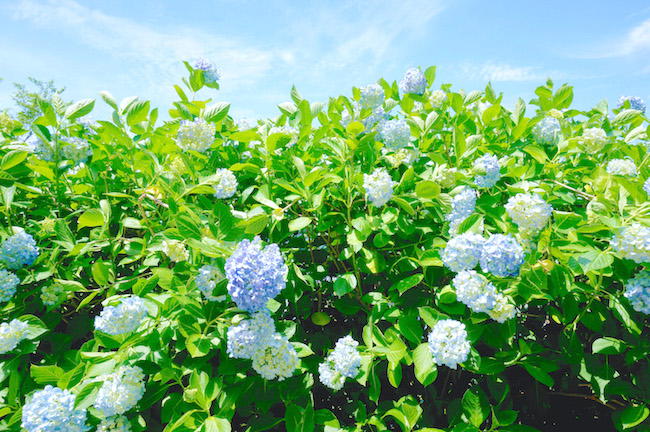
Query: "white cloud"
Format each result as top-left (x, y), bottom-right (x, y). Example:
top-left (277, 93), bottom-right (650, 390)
top-left (576, 18), bottom-right (650, 59)
top-left (460, 62), bottom-right (557, 82)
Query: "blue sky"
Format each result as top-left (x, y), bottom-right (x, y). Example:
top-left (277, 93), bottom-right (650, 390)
top-left (1, 0), bottom-right (649, 122)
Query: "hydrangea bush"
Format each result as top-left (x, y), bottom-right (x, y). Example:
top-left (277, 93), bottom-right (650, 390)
top-left (0, 64), bottom-right (648, 431)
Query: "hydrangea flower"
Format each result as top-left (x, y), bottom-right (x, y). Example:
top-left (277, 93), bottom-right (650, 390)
top-left (21, 385), bottom-right (90, 432)
top-left (225, 237), bottom-right (288, 313)
top-left (193, 58), bottom-right (221, 85)
top-left (195, 264), bottom-right (225, 301)
top-left (97, 415), bottom-right (131, 432)
top-left (429, 90), bottom-right (447, 109)
top-left (447, 187), bottom-right (477, 236)
top-left (176, 118), bottom-right (216, 153)
top-left (480, 234), bottom-right (525, 277)
top-left (606, 158), bottom-right (637, 177)
top-left (359, 83), bottom-right (385, 110)
top-left (612, 224), bottom-right (650, 264)
top-left (488, 293), bottom-right (517, 323)
top-left (161, 239), bottom-right (189, 262)
top-left (213, 168), bottom-right (238, 199)
top-left (0, 318), bottom-right (28, 354)
top-left (581, 127), bottom-right (607, 153)
top-left (41, 283), bottom-right (66, 306)
top-left (251, 333), bottom-right (298, 381)
top-left (399, 68), bottom-right (427, 95)
top-left (95, 296), bottom-right (148, 335)
top-left (473, 154), bottom-right (500, 188)
top-left (383, 147), bottom-right (418, 168)
top-left (363, 168), bottom-right (396, 208)
top-left (434, 164), bottom-right (457, 189)
top-left (505, 193), bottom-right (553, 234)
top-left (94, 366), bottom-right (146, 417)
top-left (340, 103), bottom-right (388, 132)
top-left (40, 217), bottom-right (56, 232)
top-left (624, 271), bottom-right (650, 314)
top-left (452, 270), bottom-right (497, 313)
top-left (644, 178), bottom-right (650, 196)
top-left (0, 230), bottom-right (39, 269)
top-left (547, 109), bottom-right (564, 119)
top-left (0, 269), bottom-right (20, 303)
top-left (268, 125), bottom-right (299, 147)
top-left (26, 135), bottom-right (57, 161)
top-left (235, 118), bottom-right (253, 131)
top-left (227, 312), bottom-right (276, 359)
top-left (441, 233), bottom-right (485, 273)
top-left (319, 335), bottom-right (362, 391)
top-left (427, 319), bottom-right (471, 369)
top-left (60, 136), bottom-right (92, 165)
top-left (532, 117), bottom-right (561, 146)
top-left (379, 119), bottom-right (411, 151)
top-left (617, 95), bottom-right (646, 113)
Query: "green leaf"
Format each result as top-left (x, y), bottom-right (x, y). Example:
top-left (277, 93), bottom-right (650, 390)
top-left (285, 402), bottom-right (314, 432)
top-left (619, 405), bottom-right (649, 430)
top-left (424, 66), bottom-right (436, 86)
top-left (1, 150), bottom-right (28, 171)
top-left (289, 217), bottom-right (312, 232)
top-left (346, 121), bottom-right (365, 135)
top-left (203, 102), bottom-right (230, 123)
top-left (415, 181), bottom-right (440, 199)
top-left (333, 274), bottom-right (357, 297)
top-left (610, 295), bottom-right (642, 335)
top-left (64, 98), bottom-right (95, 120)
top-left (575, 249), bottom-right (613, 273)
top-left (522, 363), bottom-right (554, 388)
top-left (391, 274), bottom-right (423, 295)
top-left (612, 109), bottom-right (640, 126)
top-left (77, 209), bottom-right (105, 230)
top-left (523, 145), bottom-right (548, 164)
top-left (125, 100), bottom-right (150, 126)
top-left (31, 365), bottom-right (64, 385)
top-left (413, 343), bottom-right (437, 386)
top-left (202, 417), bottom-right (231, 432)
top-left (99, 91), bottom-right (118, 110)
top-left (462, 386), bottom-right (490, 427)
top-left (398, 315), bottom-right (423, 345)
top-left (592, 337), bottom-right (626, 355)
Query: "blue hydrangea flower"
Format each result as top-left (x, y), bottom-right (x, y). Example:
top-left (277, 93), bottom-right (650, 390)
top-left (452, 270), bottom-right (497, 313)
top-left (612, 224), bottom-right (650, 264)
top-left (214, 168), bottom-right (238, 199)
top-left (379, 119), bottom-right (411, 151)
top-left (624, 271), bottom-right (650, 314)
top-left (473, 154), bottom-right (501, 188)
top-left (441, 233), bottom-right (485, 273)
top-left (225, 237), bottom-right (288, 313)
top-left (0, 230), bottom-right (39, 269)
top-left (617, 95), bottom-right (646, 113)
top-left (97, 415), bottom-right (131, 432)
top-left (94, 366), bottom-right (146, 417)
top-left (532, 117), bottom-right (561, 146)
top-left (0, 318), bottom-right (28, 354)
top-left (488, 293), bottom-right (517, 323)
top-left (176, 117), bottom-right (216, 153)
top-left (340, 102), bottom-right (389, 133)
top-left (480, 234), bottom-right (525, 277)
top-left (60, 136), bottom-right (92, 165)
top-left (318, 335), bottom-right (362, 391)
top-left (399, 68), bottom-right (427, 95)
top-left (21, 385), bottom-right (90, 432)
top-left (427, 319), bottom-right (471, 370)
top-left (363, 168), bottom-right (396, 207)
top-left (359, 83), bottom-right (385, 110)
top-left (0, 269), bottom-right (20, 303)
top-left (227, 312), bottom-right (276, 359)
top-left (195, 264), bottom-right (225, 301)
top-left (193, 58), bottom-right (221, 85)
top-left (25, 135), bottom-right (57, 161)
top-left (251, 333), bottom-right (298, 381)
top-left (504, 193), bottom-right (553, 234)
top-left (95, 296), bottom-right (148, 335)
top-left (447, 187), bottom-right (477, 236)
top-left (606, 158), bottom-right (637, 177)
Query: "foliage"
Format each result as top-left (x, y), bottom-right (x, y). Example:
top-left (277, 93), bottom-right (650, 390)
top-left (0, 63), bottom-right (649, 432)
top-left (11, 77), bottom-right (65, 125)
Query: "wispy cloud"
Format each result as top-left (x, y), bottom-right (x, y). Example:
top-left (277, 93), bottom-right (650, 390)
top-left (460, 62), bottom-right (555, 82)
top-left (576, 18), bottom-right (650, 59)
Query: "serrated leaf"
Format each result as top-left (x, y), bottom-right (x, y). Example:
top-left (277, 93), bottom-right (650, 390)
top-left (203, 102), bottom-right (230, 123)
top-left (64, 99), bottom-right (95, 120)
top-left (289, 217), bottom-right (312, 232)
top-left (413, 343), bottom-right (437, 386)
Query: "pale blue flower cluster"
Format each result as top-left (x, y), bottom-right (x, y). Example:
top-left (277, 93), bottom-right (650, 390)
top-left (427, 319), bottom-right (471, 369)
top-left (447, 187), bottom-right (477, 235)
top-left (452, 270), bottom-right (498, 313)
top-left (94, 366), bottom-right (146, 417)
top-left (60, 136), bottom-right (92, 165)
top-left (319, 335), bottom-right (362, 391)
top-left (252, 333), bottom-right (298, 381)
top-left (581, 127), bottom-right (607, 153)
top-left (488, 293), bottom-right (517, 323)
top-left (399, 68), bottom-right (427, 95)
top-left (363, 168), bottom-right (396, 207)
top-left (644, 178), bottom-right (650, 196)
top-left (227, 312), bottom-right (276, 359)
top-left (0, 318), bottom-right (28, 354)
top-left (193, 58), bottom-right (221, 84)
top-left (624, 271), bottom-right (650, 314)
top-left (0, 230), bottom-right (39, 269)
top-left (473, 154), bottom-right (500, 188)
top-left (25, 135), bottom-right (56, 161)
top-left (0, 269), bottom-right (20, 302)
top-left (359, 83), bottom-right (385, 110)
top-left (480, 234), bottom-right (525, 277)
top-left (617, 95), bottom-right (646, 113)
top-left (429, 90), bottom-right (447, 109)
top-left (532, 117), bottom-right (561, 146)
top-left (379, 119), bottom-right (411, 150)
top-left (196, 264), bottom-right (224, 301)
top-left (340, 103), bottom-right (388, 132)
top-left (97, 415), bottom-right (130, 432)
top-left (235, 118), bottom-right (253, 131)
top-left (176, 117), bottom-right (216, 152)
top-left (214, 168), bottom-right (238, 199)
top-left (441, 233), bottom-right (485, 273)
top-left (21, 385), bottom-right (90, 432)
top-left (95, 296), bottom-right (148, 335)
top-left (606, 158), bottom-right (637, 177)
top-left (505, 193), bottom-right (553, 234)
top-left (611, 224), bottom-right (650, 263)
top-left (225, 237), bottom-right (288, 312)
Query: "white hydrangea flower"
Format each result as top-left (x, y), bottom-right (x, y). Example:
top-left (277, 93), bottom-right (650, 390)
top-left (581, 127), bottom-right (607, 153)
top-left (504, 193), bottom-right (553, 234)
top-left (162, 239), bottom-right (189, 262)
top-left (429, 90), bottom-right (447, 109)
top-left (176, 118), bottom-right (216, 153)
top-left (611, 224), bottom-right (650, 264)
top-left (488, 293), bottom-right (517, 323)
top-left (318, 335), bottom-right (362, 391)
top-left (0, 318), bottom-right (29, 354)
top-left (94, 366), bottom-right (146, 417)
top-left (363, 168), bottom-right (396, 207)
top-left (195, 264), bottom-right (225, 301)
top-left (452, 270), bottom-right (497, 313)
top-left (213, 168), bottom-right (238, 199)
top-left (606, 158), bottom-right (637, 177)
top-left (428, 319), bottom-right (471, 370)
top-left (251, 333), bottom-right (298, 381)
top-left (227, 312), bottom-right (276, 359)
top-left (95, 296), bottom-right (148, 335)
top-left (442, 233), bottom-right (485, 273)
top-left (97, 415), bottom-right (131, 432)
